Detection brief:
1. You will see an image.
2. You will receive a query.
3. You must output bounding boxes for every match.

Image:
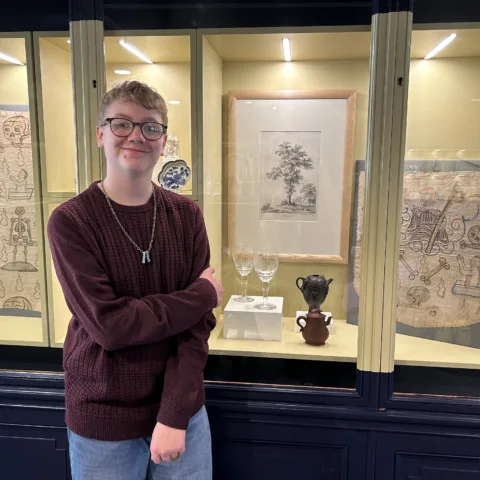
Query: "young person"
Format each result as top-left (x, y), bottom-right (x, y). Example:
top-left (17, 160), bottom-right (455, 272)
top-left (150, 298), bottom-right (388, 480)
top-left (48, 80), bottom-right (223, 480)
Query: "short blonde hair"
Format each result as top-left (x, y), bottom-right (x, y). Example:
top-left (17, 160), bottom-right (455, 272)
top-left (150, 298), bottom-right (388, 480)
top-left (98, 80), bottom-right (168, 125)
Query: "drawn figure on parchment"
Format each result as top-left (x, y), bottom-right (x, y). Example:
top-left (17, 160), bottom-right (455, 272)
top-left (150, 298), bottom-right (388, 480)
top-left (3, 116), bottom-right (30, 148)
top-left (34, 281), bottom-right (41, 300)
top-left (437, 278), bottom-right (446, 298)
top-left (406, 206), bottom-right (449, 247)
top-left (460, 225), bottom-right (480, 251)
top-left (0, 181), bottom-right (7, 200)
top-left (16, 274), bottom-right (24, 292)
top-left (16, 149), bottom-right (25, 167)
top-left (0, 209), bottom-right (7, 226)
top-left (355, 169), bottom-right (480, 332)
top-left (3, 295), bottom-right (32, 310)
top-left (419, 255), bottom-right (429, 274)
top-left (403, 185), bottom-right (464, 256)
top-left (1, 206), bottom-right (37, 272)
top-left (452, 254), bottom-right (480, 299)
top-left (456, 255), bottom-right (480, 287)
top-left (10, 169), bottom-right (28, 193)
top-left (406, 286), bottom-right (431, 307)
top-left (8, 169), bottom-right (33, 200)
top-left (0, 155), bottom-right (9, 176)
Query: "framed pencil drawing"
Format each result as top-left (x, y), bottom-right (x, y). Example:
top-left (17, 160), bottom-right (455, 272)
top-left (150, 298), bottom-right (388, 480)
top-left (226, 90), bottom-right (356, 264)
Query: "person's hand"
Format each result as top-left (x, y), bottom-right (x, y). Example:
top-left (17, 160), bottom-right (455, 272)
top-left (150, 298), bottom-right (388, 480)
top-left (200, 266), bottom-right (223, 307)
top-left (150, 422), bottom-right (186, 464)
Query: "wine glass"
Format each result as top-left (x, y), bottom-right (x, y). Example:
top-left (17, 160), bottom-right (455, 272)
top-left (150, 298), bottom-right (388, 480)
top-left (232, 244), bottom-right (254, 303)
top-left (253, 250), bottom-right (279, 310)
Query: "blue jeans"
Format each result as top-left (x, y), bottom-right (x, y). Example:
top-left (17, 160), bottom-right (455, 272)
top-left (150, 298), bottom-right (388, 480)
top-left (67, 406), bottom-right (212, 480)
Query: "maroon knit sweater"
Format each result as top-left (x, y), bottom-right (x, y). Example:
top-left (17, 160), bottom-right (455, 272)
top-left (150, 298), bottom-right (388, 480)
top-left (47, 182), bottom-right (217, 441)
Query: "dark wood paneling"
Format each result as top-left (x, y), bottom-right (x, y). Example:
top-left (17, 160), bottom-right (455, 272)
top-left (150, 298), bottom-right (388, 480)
top-left (0, 425), bottom-right (69, 480)
top-left (375, 432), bottom-right (480, 480)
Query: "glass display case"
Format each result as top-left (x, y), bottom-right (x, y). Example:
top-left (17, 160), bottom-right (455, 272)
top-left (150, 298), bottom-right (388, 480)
top-left (33, 34), bottom-right (76, 347)
top-left (104, 32), bottom-right (196, 197)
top-left (0, 23), bottom-right (478, 400)
top-left (390, 25), bottom-right (480, 396)
top-left (3, 3), bottom-right (480, 479)
top-left (200, 29), bottom-right (372, 387)
top-left (0, 33), bottom-right (48, 346)
top-left (0, 33), bottom-right (76, 348)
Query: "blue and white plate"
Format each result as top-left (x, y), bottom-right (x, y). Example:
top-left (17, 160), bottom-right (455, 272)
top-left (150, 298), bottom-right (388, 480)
top-left (158, 159), bottom-right (191, 192)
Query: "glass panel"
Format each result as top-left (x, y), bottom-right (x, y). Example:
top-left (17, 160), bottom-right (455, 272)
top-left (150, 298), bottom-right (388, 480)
top-left (46, 200), bottom-right (71, 346)
top-left (394, 27), bottom-right (480, 395)
top-left (0, 36), bottom-right (46, 345)
top-left (38, 37), bottom-right (76, 194)
top-left (202, 30), bottom-right (371, 387)
top-left (104, 35), bottom-right (193, 195)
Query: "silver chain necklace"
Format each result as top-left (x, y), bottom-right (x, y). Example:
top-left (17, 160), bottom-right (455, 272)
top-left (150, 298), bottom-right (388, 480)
top-left (100, 181), bottom-right (157, 264)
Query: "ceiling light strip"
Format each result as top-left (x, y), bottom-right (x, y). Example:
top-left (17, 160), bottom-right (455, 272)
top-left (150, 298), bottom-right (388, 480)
top-left (119, 39), bottom-right (153, 64)
top-left (0, 52), bottom-right (24, 66)
top-left (282, 38), bottom-right (291, 62)
top-left (424, 33), bottom-right (456, 60)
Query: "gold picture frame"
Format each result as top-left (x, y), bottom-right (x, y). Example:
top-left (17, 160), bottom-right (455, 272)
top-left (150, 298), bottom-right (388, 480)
top-left (226, 90), bottom-right (356, 264)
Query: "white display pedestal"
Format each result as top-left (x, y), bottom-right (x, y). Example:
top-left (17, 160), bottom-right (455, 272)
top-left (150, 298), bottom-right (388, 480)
top-left (295, 310), bottom-right (334, 334)
top-left (223, 295), bottom-right (284, 341)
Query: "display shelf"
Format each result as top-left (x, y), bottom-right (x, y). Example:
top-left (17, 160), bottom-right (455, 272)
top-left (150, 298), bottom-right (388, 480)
top-left (395, 332), bottom-right (480, 370)
top-left (0, 316), bottom-right (44, 344)
top-left (209, 316), bottom-right (480, 370)
top-left (209, 316), bottom-right (358, 363)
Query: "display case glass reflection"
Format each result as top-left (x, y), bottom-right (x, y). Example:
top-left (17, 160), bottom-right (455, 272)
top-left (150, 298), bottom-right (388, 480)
top-left (201, 31), bottom-right (372, 369)
top-left (348, 28), bottom-right (480, 372)
top-left (104, 35), bottom-right (193, 195)
top-left (37, 37), bottom-right (76, 194)
top-left (0, 36), bottom-right (46, 345)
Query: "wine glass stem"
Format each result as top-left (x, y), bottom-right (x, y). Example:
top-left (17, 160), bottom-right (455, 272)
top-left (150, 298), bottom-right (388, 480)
top-left (261, 281), bottom-right (270, 307)
top-left (241, 275), bottom-right (248, 298)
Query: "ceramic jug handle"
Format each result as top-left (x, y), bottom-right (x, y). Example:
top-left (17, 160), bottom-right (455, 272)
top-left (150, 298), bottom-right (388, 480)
top-left (325, 315), bottom-right (332, 326)
top-left (296, 316), bottom-right (307, 332)
top-left (296, 277), bottom-right (305, 290)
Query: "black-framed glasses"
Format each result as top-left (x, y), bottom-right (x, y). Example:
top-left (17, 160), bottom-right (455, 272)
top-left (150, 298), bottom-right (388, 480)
top-left (103, 117), bottom-right (167, 141)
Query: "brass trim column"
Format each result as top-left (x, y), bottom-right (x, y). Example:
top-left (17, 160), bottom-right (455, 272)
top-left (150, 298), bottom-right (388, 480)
top-left (69, 0), bottom-right (106, 193)
top-left (357, 1), bottom-right (413, 373)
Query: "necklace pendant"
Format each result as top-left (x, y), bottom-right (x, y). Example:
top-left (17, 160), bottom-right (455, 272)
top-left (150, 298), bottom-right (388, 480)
top-left (142, 251), bottom-right (151, 264)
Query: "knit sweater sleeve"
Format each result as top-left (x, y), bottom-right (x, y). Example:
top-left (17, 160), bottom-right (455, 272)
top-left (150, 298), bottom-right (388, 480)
top-left (156, 205), bottom-right (216, 430)
top-left (47, 208), bottom-right (217, 351)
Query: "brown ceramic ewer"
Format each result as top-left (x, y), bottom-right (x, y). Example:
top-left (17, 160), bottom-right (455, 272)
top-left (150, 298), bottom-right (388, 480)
top-left (296, 309), bottom-right (332, 346)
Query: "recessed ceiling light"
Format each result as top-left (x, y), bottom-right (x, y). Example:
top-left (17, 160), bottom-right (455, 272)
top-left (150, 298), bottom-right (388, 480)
top-left (245, 101), bottom-right (253, 104)
top-left (168, 100), bottom-right (180, 105)
top-left (66, 40), bottom-right (71, 44)
top-left (282, 38), bottom-right (292, 62)
top-left (119, 39), bottom-right (152, 64)
top-left (0, 51), bottom-right (24, 66)
top-left (114, 69), bottom-right (131, 75)
top-left (424, 33), bottom-right (456, 60)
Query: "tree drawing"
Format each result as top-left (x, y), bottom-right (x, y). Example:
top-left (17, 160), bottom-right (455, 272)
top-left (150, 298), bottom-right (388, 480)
top-left (301, 183), bottom-right (317, 205)
top-left (266, 142), bottom-right (313, 206)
